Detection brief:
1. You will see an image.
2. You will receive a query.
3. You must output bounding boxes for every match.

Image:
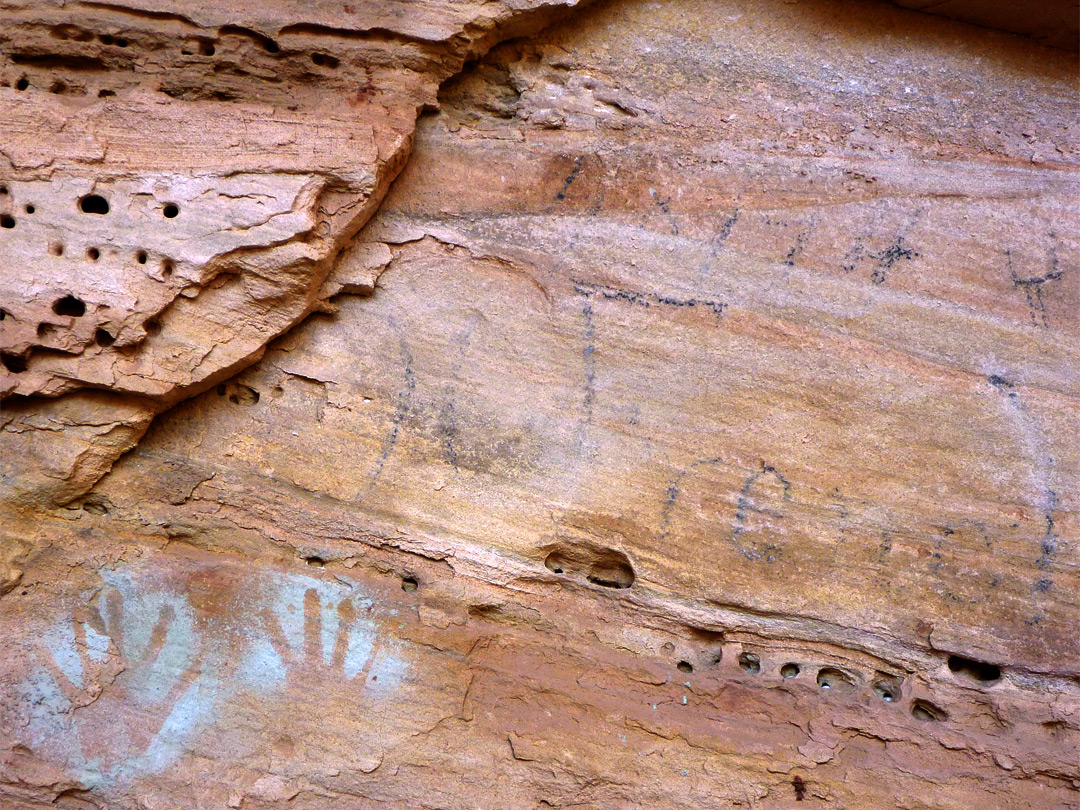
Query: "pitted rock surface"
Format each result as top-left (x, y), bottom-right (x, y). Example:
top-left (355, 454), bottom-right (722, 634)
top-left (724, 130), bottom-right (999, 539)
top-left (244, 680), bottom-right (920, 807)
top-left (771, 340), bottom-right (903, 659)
top-left (1, 1), bottom-right (1078, 809)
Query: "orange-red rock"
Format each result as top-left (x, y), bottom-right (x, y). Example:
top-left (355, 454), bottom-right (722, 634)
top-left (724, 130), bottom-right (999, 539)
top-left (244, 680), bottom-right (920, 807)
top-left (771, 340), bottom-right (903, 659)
top-left (2, 1), bottom-right (1078, 809)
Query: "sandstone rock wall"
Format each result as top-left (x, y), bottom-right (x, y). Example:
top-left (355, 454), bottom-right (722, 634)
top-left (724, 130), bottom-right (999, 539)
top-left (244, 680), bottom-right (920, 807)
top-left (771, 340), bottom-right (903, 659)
top-left (1, 1), bottom-right (1078, 808)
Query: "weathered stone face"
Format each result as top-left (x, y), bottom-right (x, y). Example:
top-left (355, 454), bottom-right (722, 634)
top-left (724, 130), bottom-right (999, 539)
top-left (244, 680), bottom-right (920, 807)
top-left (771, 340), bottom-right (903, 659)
top-left (0, 0), bottom-right (591, 507)
top-left (1, 1), bottom-right (1078, 809)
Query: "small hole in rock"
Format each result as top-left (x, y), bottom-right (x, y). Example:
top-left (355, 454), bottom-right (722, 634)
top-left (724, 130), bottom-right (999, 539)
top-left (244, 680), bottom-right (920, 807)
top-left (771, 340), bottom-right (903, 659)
top-left (544, 546), bottom-right (635, 589)
top-left (216, 383), bottom-right (227, 396)
top-left (676, 660), bottom-right (693, 674)
top-left (16, 78), bottom-right (29, 91)
top-left (115, 38), bottom-right (129, 48)
top-left (947, 655), bottom-right (1000, 683)
top-left (401, 576), bottom-right (418, 592)
top-left (98, 88), bottom-right (115, 97)
top-left (99, 34), bottom-right (114, 45)
top-left (738, 652), bottom-right (761, 674)
top-left (36, 322), bottom-right (54, 338)
top-left (144, 318), bottom-right (161, 335)
top-left (136, 250), bottom-right (147, 264)
top-left (79, 195), bottom-right (109, 215)
top-left (49, 80), bottom-right (66, 94)
top-left (87, 247), bottom-right (100, 261)
top-left (53, 295), bottom-right (86, 317)
top-left (0, 308), bottom-right (7, 320)
top-left (587, 572), bottom-right (632, 589)
top-left (82, 499), bottom-right (109, 515)
top-left (201, 41), bottom-right (215, 56)
top-left (873, 676), bottom-right (903, 703)
top-left (0, 186), bottom-right (7, 194)
top-left (816, 667), bottom-right (855, 692)
top-left (305, 556), bottom-right (325, 567)
top-left (224, 384), bottom-right (260, 406)
top-left (264, 39), bottom-right (280, 53)
top-left (911, 700), bottom-right (947, 722)
top-left (686, 628), bottom-right (725, 667)
top-left (95, 328), bottom-right (114, 347)
top-left (1, 353), bottom-right (27, 373)
top-left (0, 215), bottom-right (15, 229)
top-left (50, 242), bottom-right (64, 256)
top-left (24, 204), bottom-right (34, 214)
top-left (781, 663), bottom-right (800, 678)
top-left (544, 554), bottom-right (564, 574)
top-left (161, 259), bottom-right (174, 277)
top-left (162, 203), bottom-right (179, 218)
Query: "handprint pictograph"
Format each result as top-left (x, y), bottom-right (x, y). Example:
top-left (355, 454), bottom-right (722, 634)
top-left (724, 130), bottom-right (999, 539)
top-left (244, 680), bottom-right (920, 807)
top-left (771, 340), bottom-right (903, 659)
top-left (21, 565), bottom-right (408, 790)
top-left (25, 570), bottom-right (217, 788)
top-left (242, 575), bottom-right (404, 696)
top-left (234, 574), bottom-right (409, 778)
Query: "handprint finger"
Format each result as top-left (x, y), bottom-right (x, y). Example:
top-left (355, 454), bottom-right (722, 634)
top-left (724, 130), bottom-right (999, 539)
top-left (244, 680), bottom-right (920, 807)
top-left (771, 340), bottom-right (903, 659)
top-left (259, 606), bottom-right (293, 666)
top-left (104, 587), bottom-right (125, 658)
top-left (357, 636), bottom-right (383, 688)
top-left (142, 603), bottom-right (176, 673)
top-left (303, 588), bottom-right (322, 666)
top-left (331, 600), bottom-right (356, 673)
top-left (40, 621), bottom-right (90, 705)
top-left (85, 599), bottom-right (108, 638)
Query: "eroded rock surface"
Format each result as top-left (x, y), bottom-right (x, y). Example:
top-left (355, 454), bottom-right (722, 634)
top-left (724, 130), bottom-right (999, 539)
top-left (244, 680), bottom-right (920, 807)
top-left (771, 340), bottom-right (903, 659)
top-left (0, 0), bottom-right (588, 505)
top-left (1, 1), bottom-right (1078, 808)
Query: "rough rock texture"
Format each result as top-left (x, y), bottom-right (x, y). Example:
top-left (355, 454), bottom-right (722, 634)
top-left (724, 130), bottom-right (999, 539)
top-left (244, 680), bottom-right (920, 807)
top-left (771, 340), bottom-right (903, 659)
top-left (0, 0), bottom-right (589, 506)
top-left (1, 1), bottom-right (1078, 809)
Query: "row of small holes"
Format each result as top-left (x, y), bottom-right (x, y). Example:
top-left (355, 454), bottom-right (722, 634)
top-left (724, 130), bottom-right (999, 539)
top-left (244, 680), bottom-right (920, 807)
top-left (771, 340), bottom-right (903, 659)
top-left (46, 23), bottom-right (294, 58)
top-left (81, 245), bottom-right (170, 275)
top-left (9, 35), bottom-right (345, 101)
top-left (690, 653), bottom-right (951, 721)
top-left (42, 23), bottom-right (351, 60)
top-left (50, 28), bottom-right (132, 48)
top-left (45, 241), bottom-right (172, 279)
top-left (11, 77), bottom-right (116, 97)
top-left (12, 36), bottom-right (339, 88)
top-left (0, 195), bottom-right (177, 229)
